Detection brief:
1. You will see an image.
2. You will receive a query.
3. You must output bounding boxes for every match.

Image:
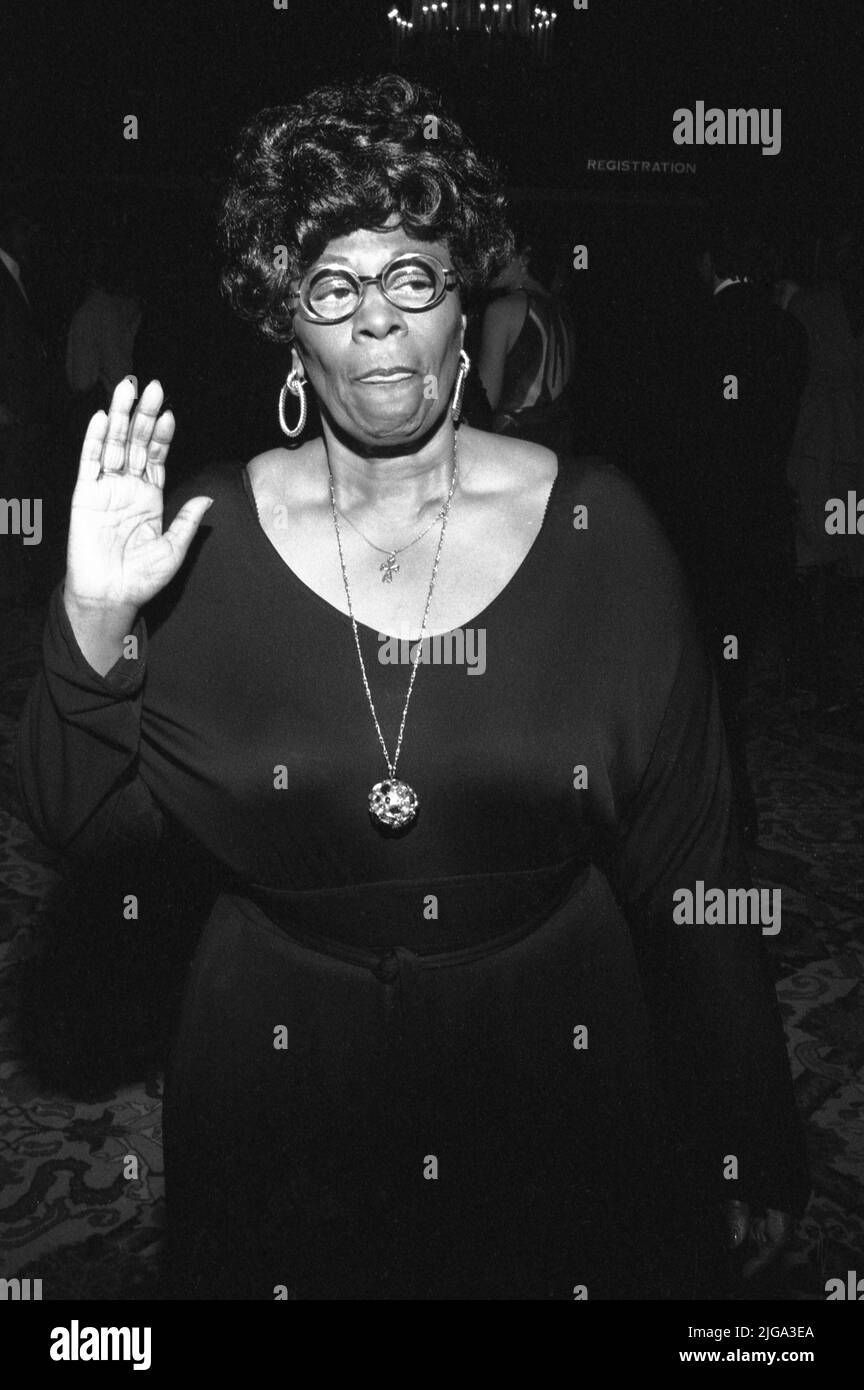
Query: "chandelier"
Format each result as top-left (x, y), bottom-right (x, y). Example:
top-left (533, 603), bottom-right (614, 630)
top-left (388, 2), bottom-right (557, 59)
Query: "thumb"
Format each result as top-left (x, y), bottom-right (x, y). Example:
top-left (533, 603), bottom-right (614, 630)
top-left (163, 496), bottom-right (215, 563)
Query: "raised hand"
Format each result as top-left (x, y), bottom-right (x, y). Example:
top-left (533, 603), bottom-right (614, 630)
top-left (65, 377), bottom-right (213, 617)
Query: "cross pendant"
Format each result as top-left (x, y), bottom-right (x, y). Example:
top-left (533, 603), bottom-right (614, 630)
top-left (380, 553), bottom-right (400, 583)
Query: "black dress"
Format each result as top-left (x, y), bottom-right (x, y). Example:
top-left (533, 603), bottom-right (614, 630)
top-left (16, 451), bottom-right (810, 1300)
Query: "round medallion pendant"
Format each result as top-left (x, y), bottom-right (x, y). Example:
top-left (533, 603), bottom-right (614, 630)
top-left (369, 779), bottom-right (419, 828)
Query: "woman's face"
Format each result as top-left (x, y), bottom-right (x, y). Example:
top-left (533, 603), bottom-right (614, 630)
top-left (290, 222), bottom-right (466, 449)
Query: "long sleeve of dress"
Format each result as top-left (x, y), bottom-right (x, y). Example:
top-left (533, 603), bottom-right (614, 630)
top-left (607, 621), bottom-right (810, 1218)
top-left (15, 580), bottom-right (164, 867)
top-left (558, 457), bottom-right (811, 1220)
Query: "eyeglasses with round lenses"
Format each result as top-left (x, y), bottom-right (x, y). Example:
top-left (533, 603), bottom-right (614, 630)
top-left (289, 252), bottom-right (458, 324)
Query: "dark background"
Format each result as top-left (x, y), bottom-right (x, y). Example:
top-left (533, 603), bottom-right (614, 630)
top-left (3, 0), bottom-right (862, 200)
top-left (1, 0), bottom-right (862, 473)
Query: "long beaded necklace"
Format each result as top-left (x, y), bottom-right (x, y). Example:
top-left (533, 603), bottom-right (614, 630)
top-left (327, 432), bottom-right (459, 828)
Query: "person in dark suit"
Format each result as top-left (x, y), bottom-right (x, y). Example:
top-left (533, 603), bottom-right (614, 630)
top-left (675, 214), bottom-right (809, 843)
top-left (0, 210), bottom-right (64, 606)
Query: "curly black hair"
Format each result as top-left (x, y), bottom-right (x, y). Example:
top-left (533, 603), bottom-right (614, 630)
top-left (218, 73), bottom-right (514, 343)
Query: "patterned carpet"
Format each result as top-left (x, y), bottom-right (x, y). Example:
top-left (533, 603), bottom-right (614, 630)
top-left (1, 574), bottom-right (863, 1301)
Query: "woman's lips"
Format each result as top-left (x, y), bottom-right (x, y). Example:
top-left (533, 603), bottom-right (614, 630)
top-left (355, 368), bottom-right (416, 382)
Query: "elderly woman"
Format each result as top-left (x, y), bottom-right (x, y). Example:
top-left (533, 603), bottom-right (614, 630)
top-left (16, 75), bottom-right (808, 1300)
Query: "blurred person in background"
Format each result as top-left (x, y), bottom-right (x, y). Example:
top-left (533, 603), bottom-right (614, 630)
top-left (786, 217), bottom-right (864, 584)
top-left (477, 222), bottom-right (577, 456)
top-left (66, 239), bottom-right (143, 451)
top-left (0, 208), bottom-right (60, 606)
top-left (675, 211), bottom-right (808, 843)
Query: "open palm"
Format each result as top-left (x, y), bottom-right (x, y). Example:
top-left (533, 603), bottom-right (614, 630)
top-left (66, 377), bottom-right (213, 613)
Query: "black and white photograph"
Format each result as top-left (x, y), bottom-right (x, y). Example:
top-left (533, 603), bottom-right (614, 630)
top-left (0, 0), bottom-right (862, 1358)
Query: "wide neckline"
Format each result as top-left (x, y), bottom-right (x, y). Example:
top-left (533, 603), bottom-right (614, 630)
top-left (238, 451), bottom-right (564, 642)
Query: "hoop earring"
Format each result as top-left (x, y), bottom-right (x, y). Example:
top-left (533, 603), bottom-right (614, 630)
top-left (278, 368), bottom-right (307, 439)
top-left (451, 348), bottom-right (470, 421)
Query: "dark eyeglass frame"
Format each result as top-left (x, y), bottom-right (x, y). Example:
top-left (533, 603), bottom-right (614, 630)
top-left (287, 252), bottom-right (459, 324)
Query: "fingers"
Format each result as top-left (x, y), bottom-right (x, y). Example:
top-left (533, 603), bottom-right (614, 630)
top-left (78, 409), bottom-right (109, 483)
top-left (143, 408), bottom-right (175, 489)
top-left (92, 377), bottom-right (174, 486)
top-left (102, 377), bottom-right (139, 474)
top-left (162, 496), bottom-right (214, 565)
top-left (126, 379), bottom-right (166, 477)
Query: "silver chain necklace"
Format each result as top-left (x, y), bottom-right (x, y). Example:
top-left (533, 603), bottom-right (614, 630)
top-left (336, 498), bottom-right (449, 583)
top-left (328, 433), bottom-right (460, 829)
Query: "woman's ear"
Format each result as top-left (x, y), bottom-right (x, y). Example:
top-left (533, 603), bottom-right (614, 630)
top-left (290, 345), bottom-right (306, 380)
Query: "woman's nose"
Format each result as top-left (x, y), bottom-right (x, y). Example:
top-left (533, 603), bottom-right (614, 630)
top-left (352, 284), bottom-right (406, 336)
